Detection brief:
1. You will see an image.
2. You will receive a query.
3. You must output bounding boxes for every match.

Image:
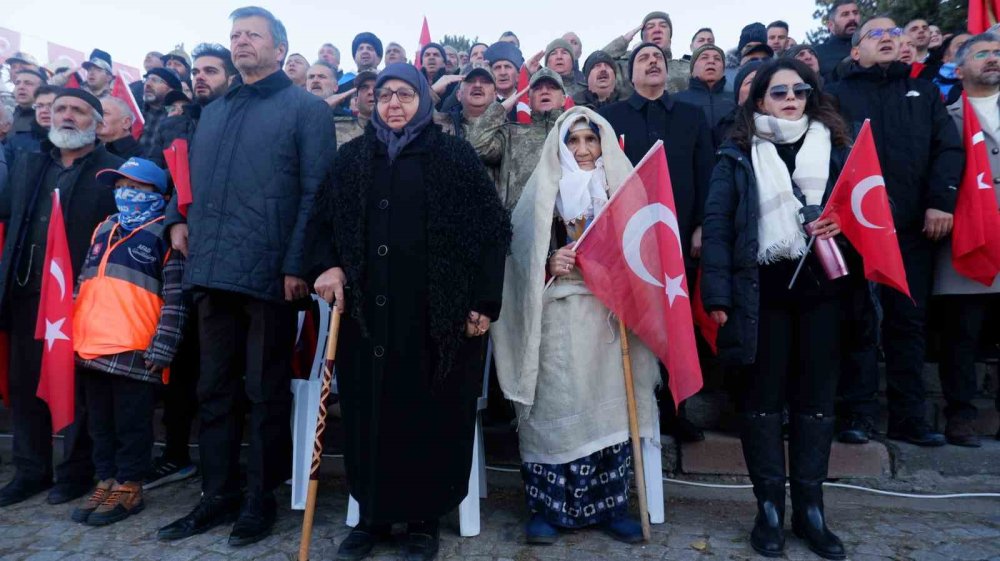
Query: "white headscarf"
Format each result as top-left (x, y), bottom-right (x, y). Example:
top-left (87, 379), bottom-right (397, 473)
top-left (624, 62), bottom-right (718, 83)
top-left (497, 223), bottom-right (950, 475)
top-left (555, 115), bottom-right (609, 224)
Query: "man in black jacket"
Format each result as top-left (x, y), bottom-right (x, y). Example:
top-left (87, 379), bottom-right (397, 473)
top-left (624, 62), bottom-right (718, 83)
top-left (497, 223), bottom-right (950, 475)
top-left (0, 90), bottom-right (122, 507)
top-left (599, 42), bottom-right (715, 442)
top-left (814, 0), bottom-right (861, 80)
top-left (157, 7), bottom-right (336, 547)
top-left (827, 16), bottom-right (963, 447)
top-left (675, 45), bottom-right (736, 149)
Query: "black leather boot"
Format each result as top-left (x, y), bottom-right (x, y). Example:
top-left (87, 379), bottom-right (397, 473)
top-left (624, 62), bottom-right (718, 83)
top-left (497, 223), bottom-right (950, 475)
top-left (740, 412), bottom-right (786, 558)
top-left (789, 413), bottom-right (846, 560)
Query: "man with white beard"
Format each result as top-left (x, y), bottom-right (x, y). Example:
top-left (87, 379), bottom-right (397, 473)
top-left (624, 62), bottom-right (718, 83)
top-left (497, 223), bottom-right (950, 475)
top-left (0, 89), bottom-right (122, 507)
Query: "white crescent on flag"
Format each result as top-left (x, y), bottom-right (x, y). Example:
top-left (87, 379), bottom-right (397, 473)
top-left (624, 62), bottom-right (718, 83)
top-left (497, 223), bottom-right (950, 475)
top-left (49, 259), bottom-right (66, 300)
top-left (622, 203), bottom-right (688, 306)
top-left (850, 175), bottom-right (887, 230)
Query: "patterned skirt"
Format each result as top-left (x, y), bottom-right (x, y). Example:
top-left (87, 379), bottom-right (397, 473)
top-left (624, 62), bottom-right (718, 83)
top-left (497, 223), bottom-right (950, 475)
top-left (521, 441), bottom-right (633, 528)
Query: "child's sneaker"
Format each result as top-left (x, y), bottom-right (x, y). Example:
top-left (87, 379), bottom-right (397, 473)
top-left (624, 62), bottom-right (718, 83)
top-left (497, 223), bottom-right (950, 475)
top-left (86, 481), bottom-right (144, 526)
top-left (71, 479), bottom-right (114, 523)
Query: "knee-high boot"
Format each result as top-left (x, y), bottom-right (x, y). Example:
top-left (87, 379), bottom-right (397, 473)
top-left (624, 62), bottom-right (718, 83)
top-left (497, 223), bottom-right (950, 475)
top-left (789, 413), bottom-right (846, 560)
top-left (740, 412), bottom-right (786, 557)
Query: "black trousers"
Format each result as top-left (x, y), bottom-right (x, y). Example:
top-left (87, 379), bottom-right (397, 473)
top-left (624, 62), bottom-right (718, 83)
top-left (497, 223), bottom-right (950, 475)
top-left (840, 234), bottom-right (935, 423)
top-left (938, 294), bottom-right (998, 421)
top-left (160, 316), bottom-right (200, 463)
top-left (195, 290), bottom-right (295, 498)
top-left (7, 290), bottom-right (93, 484)
top-left (740, 262), bottom-right (843, 416)
top-left (81, 368), bottom-right (157, 482)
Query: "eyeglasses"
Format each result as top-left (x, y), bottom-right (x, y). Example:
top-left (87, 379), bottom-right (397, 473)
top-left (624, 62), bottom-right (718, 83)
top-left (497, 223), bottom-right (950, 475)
top-left (768, 83), bottom-right (813, 101)
top-left (32, 102), bottom-right (53, 110)
top-left (863, 27), bottom-right (903, 41)
top-left (972, 49), bottom-right (1000, 60)
top-left (375, 87), bottom-right (417, 104)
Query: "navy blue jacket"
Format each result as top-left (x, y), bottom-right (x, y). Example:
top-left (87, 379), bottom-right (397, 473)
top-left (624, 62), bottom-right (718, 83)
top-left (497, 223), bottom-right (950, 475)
top-left (674, 77), bottom-right (737, 150)
top-left (167, 69), bottom-right (336, 302)
top-left (700, 140), bottom-right (850, 365)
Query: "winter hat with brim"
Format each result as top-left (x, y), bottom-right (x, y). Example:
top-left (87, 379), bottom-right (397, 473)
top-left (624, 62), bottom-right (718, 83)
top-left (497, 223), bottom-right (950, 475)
top-left (485, 42), bottom-right (524, 69)
top-left (583, 50), bottom-right (616, 79)
top-left (145, 67), bottom-right (183, 91)
top-left (421, 42), bottom-right (446, 63)
top-left (97, 157), bottom-right (169, 194)
top-left (529, 67), bottom-right (565, 92)
top-left (690, 45), bottom-right (726, 71)
top-left (545, 38), bottom-right (576, 65)
top-left (6, 51), bottom-right (39, 66)
top-left (464, 63), bottom-right (495, 84)
top-left (740, 43), bottom-right (774, 60)
top-left (733, 60), bottom-right (764, 104)
top-left (629, 42), bottom-right (666, 81)
top-left (54, 89), bottom-right (103, 117)
top-left (82, 49), bottom-right (113, 74)
top-left (352, 32), bottom-right (384, 59)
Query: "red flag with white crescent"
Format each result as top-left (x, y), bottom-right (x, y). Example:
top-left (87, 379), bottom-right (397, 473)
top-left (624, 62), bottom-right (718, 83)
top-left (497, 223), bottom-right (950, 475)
top-left (574, 141), bottom-right (703, 409)
top-left (33, 189), bottom-right (75, 432)
top-left (819, 120), bottom-right (910, 298)
top-left (415, 16), bottom-right (431, 70)
top-left (111, 70), bottom-right (145, 140)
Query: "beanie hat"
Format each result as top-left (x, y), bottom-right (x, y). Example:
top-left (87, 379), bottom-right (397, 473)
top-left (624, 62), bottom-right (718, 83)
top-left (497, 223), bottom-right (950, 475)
top-left (484, 42), bottom-right (524, 69)
top-left (420, 42), bottom-right (446, 63)
top-left (641, 11), bottom-right (673, 36)
top-left (352, 32), bottom-right (384, 59)
top-left (737, 23), bottom-right (767, 53)
top-left (545, 38), bottom-right (576, 65)
top-left (690, 45), bottom-right (725, 71)
top-left (161, 46), bottom-right (192, 70)
top-left (782, 44), bottom-right (818, 61)
top-left (629, 42), bottom-right (666, 81)
top-left (145, 67), bottom-right (183, 91)
top-left (54, 88), bottom-right (103, 117)
top-left (733, 60), bottom-right (764, 104)
top-left (583, 50), bottom-right (616, 79)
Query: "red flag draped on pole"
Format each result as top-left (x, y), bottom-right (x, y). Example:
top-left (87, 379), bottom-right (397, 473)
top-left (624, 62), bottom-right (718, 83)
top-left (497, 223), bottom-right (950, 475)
top-left (33, 190), bottom-right (76, 432)
top-left (574, 141), bottom-right (703, 408)
top-left (163, 139), bottom-right (192, 217)
top-left (951, 93), bottom-right (1000, 285)
top-left (111, 71), bottom-right (145, 140)
top-left (819, 120), bottom-right (911, 298)
top-left (969, 0), bottom-right (1000, 33)
top-left (414, 16), bottom-right (431, 69)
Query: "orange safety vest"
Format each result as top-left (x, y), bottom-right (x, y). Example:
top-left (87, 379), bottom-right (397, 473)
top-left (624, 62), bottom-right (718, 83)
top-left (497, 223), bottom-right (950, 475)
top-left (73, 216), bottom-right (170, 360)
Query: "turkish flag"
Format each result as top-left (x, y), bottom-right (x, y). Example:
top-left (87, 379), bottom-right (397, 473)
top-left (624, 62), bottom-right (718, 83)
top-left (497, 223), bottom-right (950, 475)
top-left (0, 27), bottom-right (22, 64)
top-left (163, 138), bottom-right (192, 217)
top-left (111, 71), bottom-right (145, 140)
top-left (0, 223), bottom-right (8, 407)
top-left (952, 93), bottom-right (1000, 285)
top-left (969, 0), bottom-right (1000, 33)
top-left (575, 141), bottom-right (703, 409)
top-left (820, 120), bottom-right (910, 298)
top-left (414, 16), bottom-right (431, 70)
top-left (33, 190), bottom-right (75, 432)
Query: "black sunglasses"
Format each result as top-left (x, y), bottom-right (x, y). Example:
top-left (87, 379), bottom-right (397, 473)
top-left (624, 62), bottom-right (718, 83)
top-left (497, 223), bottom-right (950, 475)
top-left (768, 83), bottom-right (813, 101)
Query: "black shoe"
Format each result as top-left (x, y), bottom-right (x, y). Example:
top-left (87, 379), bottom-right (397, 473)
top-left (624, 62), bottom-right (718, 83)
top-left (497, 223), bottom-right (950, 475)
top-left (740, 412), bottom-right (786, 558)
top-left (47, 480), bottom-right (93, 505)
top-left (887, 417), bottom-right (946, 447)
top-left (157, 494), bottom-right (241, 540)
top-left (789, 413), bottom-right (846, 561)
top-left (837, 414), bottom-right (874, 444)
top-left (403, 520), bottom-right (440, 561)
top-left (143, 455), bottom-right (198, 491)
top-left (228, 493), bottom-right (277, 547)
top-left (336, 522), bottom-right (389, 561)
top-left (0, 477), bottom-right (53, 507)
top-left (945, 417), bottom-right (982, 448)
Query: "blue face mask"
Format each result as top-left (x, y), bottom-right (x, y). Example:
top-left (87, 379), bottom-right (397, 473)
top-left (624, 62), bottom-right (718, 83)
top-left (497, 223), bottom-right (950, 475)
top-left (114, 187), bottom-right (166, 231)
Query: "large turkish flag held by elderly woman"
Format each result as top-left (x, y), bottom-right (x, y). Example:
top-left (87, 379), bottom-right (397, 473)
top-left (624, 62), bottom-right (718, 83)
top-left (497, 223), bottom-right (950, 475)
top-left (574, 141), bottom-right (702, 409)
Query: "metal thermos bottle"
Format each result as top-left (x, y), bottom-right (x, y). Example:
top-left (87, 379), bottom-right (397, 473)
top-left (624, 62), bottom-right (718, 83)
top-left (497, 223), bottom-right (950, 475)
top-left (799, 205), bottom-right (849, 281)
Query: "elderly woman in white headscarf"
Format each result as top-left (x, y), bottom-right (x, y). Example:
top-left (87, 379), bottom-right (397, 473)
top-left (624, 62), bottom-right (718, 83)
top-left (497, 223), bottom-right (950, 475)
top-left (491, 107), bottom-right (660, 545)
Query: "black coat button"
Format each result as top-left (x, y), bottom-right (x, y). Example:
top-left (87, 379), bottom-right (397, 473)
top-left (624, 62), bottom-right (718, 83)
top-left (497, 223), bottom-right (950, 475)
top-left (992, 148), bottom-right (999, 155)
top-left (374, 345), bottom-right (385, 357)
top-left (378, 199), bottom-right (389, 210)
top-left (377, 245), bottom-right (388, 256)
top-left (375, 295), bottom-right (386, 306)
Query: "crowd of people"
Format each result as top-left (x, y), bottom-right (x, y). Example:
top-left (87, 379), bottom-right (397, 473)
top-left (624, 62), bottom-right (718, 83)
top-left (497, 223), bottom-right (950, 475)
top-left (0, 2), bottom-right (998, 561)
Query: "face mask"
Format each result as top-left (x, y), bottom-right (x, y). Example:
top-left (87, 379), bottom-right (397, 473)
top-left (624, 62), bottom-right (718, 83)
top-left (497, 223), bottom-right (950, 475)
top-left (114, 187), bottom-right (166, 231)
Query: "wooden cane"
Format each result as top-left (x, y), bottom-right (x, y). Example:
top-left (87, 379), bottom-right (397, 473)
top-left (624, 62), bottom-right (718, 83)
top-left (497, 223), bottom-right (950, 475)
top-left (618, 317), bottom-right (652, 541)
top-left (297, 306), bottom-right (342, 561)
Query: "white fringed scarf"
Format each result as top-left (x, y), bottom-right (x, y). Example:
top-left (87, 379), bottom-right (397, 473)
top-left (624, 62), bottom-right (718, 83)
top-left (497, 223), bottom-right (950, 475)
top-left (751, 114), bottom-right (831, 263)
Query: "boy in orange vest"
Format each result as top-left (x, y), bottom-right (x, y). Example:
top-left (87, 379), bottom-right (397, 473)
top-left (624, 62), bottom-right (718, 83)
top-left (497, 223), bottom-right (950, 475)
top-left (70, 157), bottom-right (187, 526)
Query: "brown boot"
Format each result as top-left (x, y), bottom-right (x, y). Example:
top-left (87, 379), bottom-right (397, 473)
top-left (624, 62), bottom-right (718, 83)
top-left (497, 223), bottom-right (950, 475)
top-left (71, 479), bottom-right (114, 523)
top-left (86, 481), bottom-right (145, 526)
top-left (945, 417), bottom-right (982, 448)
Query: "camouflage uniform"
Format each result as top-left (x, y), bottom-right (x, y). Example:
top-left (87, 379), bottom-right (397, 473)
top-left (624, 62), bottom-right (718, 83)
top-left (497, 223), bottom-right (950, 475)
top-left (466, 101), bottom-right (563, 209)
top-left (335, 113), bottom-right (369, 147)
top-left (601, 35), bottom-right (690, 97)
top-left (572, 87), bottom-right (625, 111)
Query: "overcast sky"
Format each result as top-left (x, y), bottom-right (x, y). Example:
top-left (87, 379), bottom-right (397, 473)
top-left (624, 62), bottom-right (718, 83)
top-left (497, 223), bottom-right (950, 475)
top-left (5, 1), bottom-right (819, 72)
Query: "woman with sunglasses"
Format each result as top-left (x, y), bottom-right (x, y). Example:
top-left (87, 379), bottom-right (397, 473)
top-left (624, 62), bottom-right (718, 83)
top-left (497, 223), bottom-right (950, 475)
top-left (313, 62), bottom-right (510, 561)
top-left (701, 58), bottom-right (854, 561)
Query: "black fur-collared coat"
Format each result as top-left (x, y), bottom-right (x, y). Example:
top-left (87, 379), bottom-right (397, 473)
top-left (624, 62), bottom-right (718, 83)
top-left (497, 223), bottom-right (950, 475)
top-left (313, 122), bottom-right (510, 524)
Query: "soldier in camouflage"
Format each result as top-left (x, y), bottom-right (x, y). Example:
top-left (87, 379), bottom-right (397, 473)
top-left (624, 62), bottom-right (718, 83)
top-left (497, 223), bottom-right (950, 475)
top-left (334, 70), bottom-right (376, 147)
top-left (435, 63), bottom-right (497, 140)
top-left (601, 11), bottom-right (690, 96)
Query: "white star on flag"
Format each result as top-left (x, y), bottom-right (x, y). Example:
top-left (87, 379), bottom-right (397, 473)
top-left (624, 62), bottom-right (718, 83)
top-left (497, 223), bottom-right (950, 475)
top-left (44, 317), bottom-right (70, 351)
top-left (664, 273), bottom-right (687, 307)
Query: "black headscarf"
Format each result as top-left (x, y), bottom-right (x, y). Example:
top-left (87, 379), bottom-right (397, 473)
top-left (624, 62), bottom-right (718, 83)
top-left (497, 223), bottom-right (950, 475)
top-left (372, 63), bottom-right (434, 163)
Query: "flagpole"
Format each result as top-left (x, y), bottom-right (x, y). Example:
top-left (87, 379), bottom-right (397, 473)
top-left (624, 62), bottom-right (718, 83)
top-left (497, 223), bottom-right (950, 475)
top-left (618, 317), bottom-right (651, 542)
top-left (787, 235), bottom-right (817, 290)
top-left (298, 307), bottom-right (342, 561)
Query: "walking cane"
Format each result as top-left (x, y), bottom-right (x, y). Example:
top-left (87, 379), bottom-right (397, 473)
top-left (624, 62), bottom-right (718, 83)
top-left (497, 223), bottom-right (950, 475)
top-left (618, 318), bottom-right (652, 542)
top-left (297, 305), bottom-right (342, 561)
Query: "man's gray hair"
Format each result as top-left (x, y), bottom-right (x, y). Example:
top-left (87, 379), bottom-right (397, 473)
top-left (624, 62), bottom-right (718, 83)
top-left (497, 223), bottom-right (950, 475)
top-left (310, 61), bottom-right (337, 75)
top-left (103, 96), bottom-right (133, 124)
top-left (321, 43), bottom-right (340, 56)
top-left (956, 32), bottom-right (1000, 67)
top-left (92, 108), bottom-right (105, 125)
top-left (851, 14), bottom-right (895, 47)
top-left (230, 6), bottom-right (288, 50)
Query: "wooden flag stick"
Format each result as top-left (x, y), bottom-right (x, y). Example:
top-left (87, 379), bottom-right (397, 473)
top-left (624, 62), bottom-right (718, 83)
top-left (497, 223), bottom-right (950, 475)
top-left (618, 317), bottom-right (651, 541)
top-left (298, 307), bottom-right (342, 561)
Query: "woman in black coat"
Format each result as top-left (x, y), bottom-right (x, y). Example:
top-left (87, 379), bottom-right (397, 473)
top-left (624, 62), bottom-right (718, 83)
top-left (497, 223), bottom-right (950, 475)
top-left (312, 63), bottom-right (510, 561)
top-left (700, 59), bottom-right (854, 561)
